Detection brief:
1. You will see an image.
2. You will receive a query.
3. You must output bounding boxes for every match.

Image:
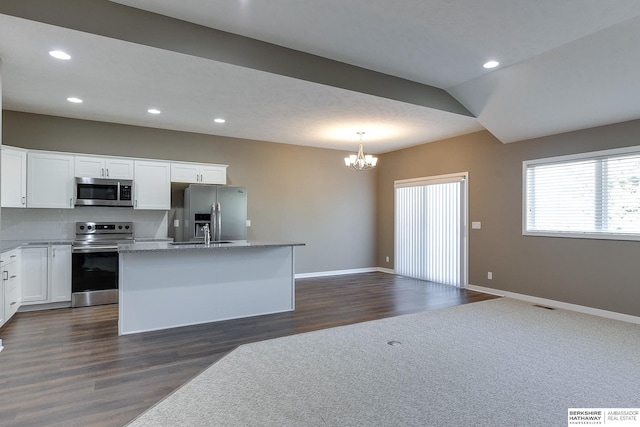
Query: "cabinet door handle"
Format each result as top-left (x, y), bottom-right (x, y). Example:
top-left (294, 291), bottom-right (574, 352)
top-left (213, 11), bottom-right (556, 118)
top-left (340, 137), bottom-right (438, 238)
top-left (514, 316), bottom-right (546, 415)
top-left (52, 248), bottom-right (56, 258)
top-left (10, 301), bottom-right (16, 306)
top-left (70, 198), bottom-right (73, 207)
top-left (22, 196), bottom-right (26, 205)
top-left (101, 168), bottom-right (105, 177)
top-left (10, 275), bottom-right (17, 279)
top-left (10, 255), bottom-right (16, 258)
top-left (2, 271), bottom-right (7, 281)
top-left (106, 168), bottom-right (110, 178)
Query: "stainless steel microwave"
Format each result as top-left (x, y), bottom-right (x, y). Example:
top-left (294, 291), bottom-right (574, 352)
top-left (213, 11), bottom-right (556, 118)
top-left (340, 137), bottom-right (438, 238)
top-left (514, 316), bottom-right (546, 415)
top-left (74, 177), bottom-right (134, 207)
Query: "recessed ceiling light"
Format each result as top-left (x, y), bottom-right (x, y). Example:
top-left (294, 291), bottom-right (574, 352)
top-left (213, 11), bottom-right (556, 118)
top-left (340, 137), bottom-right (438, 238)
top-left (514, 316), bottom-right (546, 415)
top-left (67, 97), bottom-right (83, 103)
top-left (148, 108), bottom-right (161, 114)
top-left (49, 50), bottom-right (71, 60)
top-left (214, 118), bottom-right (226, 124)
top-left (483, 60), bottom-right (500, 69)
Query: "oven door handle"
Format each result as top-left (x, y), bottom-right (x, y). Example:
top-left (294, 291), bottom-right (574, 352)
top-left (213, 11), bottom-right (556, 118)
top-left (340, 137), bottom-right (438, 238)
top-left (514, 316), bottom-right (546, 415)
top-left (72, 246), bottom-right (119, 253)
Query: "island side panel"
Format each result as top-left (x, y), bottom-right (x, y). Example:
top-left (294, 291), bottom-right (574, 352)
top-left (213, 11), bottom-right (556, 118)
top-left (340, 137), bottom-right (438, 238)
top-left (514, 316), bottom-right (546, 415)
top-left (118, 246), bottom-right (295, 335)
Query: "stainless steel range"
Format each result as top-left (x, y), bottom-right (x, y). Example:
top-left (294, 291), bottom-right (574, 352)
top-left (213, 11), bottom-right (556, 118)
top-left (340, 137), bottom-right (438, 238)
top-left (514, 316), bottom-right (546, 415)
top-left (71, 221), bottom-right (133, 307)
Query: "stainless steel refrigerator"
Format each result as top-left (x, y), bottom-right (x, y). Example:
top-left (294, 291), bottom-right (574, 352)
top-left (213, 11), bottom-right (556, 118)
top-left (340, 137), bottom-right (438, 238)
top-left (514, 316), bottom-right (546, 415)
top-left (183, 184), bottom-right (247, 241)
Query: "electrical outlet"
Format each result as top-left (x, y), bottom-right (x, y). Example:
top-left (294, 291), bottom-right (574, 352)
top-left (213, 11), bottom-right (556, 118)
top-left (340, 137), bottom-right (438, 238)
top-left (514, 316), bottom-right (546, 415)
top-left (488, 272), bottom-right (493, 280)
top-left (385, 256), bottom-right (390, 263)
top-left (246, 219), bottom-right (251, 227)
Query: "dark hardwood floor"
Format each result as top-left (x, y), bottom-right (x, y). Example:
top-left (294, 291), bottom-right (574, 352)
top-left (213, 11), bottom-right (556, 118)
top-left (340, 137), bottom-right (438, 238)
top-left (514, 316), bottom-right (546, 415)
top-left (0, 272), bottom-right (497, 427)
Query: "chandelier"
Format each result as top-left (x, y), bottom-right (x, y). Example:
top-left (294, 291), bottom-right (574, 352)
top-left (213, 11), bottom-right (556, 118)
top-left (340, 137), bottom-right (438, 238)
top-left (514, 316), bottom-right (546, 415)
top-left (344, 131), bottom-right (378, 171)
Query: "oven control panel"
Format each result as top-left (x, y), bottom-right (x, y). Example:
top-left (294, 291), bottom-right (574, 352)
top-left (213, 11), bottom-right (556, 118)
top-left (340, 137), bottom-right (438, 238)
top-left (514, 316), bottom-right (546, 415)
top-left (75, 221), bottom-right (133, 235)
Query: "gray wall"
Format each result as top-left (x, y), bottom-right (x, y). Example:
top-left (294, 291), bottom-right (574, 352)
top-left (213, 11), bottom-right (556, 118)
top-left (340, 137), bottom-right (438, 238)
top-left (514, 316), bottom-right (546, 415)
top-left (377, 120), bottom-right (640, 317)
top-left (2, 111), bottom-right (377, 274)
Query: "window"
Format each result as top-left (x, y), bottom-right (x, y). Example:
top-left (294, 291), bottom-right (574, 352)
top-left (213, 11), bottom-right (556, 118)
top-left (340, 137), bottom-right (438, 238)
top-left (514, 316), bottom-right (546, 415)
top-left (523, 146), bottom-right (640, 240)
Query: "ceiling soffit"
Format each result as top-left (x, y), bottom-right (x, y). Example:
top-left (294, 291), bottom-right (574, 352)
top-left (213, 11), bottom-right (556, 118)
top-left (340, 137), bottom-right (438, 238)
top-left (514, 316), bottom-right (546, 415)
top-left (0, 0), bottom-right (472, 119)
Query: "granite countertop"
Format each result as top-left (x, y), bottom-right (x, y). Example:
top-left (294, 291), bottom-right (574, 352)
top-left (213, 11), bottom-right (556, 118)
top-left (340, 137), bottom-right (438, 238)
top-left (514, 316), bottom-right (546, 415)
top-left (1, 238), bottom-right (173, 253)
top-left (118, 240), bottom-right (305, 253)
top-left (1, 240), bottom-right (74, 253)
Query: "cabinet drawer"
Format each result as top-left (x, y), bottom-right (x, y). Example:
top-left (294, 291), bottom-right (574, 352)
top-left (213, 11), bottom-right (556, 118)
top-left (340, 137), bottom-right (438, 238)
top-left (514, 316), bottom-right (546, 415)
top-left (6, 286), bottom-right (20, 319)
top-left (1, 249), bottom-right (19, 265)
top-left (7, 272), bottom-right (19, 293)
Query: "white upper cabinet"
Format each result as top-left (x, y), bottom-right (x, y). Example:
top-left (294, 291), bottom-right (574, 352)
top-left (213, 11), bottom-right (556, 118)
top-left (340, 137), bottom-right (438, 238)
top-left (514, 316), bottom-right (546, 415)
top-left (3, 145), bottom-right (227, 210)
top-left (171, 162), bottom-right (227, 185)
top-left (134, 160), bottom-right (171, 210)
top-left (27, 152), bottom-right (75, 209)
top-left (1, 146), bottom-right (28, 208)
top-left (75, 155), bottom-right (134, 179)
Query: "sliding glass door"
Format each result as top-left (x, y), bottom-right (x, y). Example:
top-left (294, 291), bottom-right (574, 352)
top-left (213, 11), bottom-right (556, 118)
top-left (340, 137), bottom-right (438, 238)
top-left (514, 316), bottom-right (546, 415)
top-left (394, 173), bottom-right (467, 287)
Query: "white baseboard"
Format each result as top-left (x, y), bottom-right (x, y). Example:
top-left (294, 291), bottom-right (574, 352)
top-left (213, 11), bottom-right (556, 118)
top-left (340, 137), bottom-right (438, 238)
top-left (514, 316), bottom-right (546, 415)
top-left (468, 284), bottom-right (640, 325)
top-left (296, 267), bottom-right (395, 279)
top-left (296, 267), bottom-right (377, 279)
top-left (293, 272), bottom-right (639, 324)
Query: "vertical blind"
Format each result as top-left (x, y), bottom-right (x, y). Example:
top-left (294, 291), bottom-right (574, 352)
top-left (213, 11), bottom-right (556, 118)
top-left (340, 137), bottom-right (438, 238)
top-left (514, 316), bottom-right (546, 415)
top-left (525, 149), bottom-right (640, 239)
top-left (395, 176), bottom-right (465, 287)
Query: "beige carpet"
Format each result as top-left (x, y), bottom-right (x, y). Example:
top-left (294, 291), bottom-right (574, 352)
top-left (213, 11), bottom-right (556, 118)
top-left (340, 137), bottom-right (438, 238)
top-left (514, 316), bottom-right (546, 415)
top-left (127, 298), bottom-right (640, 426)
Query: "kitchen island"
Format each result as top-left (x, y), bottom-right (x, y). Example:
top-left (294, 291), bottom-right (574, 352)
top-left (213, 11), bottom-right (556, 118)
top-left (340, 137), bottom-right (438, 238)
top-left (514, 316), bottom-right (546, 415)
top-left (117, 241), bottom-right (304, 335)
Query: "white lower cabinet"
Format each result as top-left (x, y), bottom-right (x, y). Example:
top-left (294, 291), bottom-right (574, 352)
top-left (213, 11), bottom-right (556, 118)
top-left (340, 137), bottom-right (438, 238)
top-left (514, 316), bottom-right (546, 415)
top-left (0, 275), bottom-right (4, 328)
top-left (21, 247), bottom-right (48, 303)
top-left (50, 245), bottom-right (72, 303)
top-left (1, 249), bottom-right (22, 327)
top-left (21, 245), bottom-right (71, 306)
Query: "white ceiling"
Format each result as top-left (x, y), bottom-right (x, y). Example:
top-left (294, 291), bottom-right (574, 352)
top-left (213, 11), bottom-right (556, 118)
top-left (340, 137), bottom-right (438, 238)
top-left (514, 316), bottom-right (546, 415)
top-left (2, 0), bottom-right (640, 153)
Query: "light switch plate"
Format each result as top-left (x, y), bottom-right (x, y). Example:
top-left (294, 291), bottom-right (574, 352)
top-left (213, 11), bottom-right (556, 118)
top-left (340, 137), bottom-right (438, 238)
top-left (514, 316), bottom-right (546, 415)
top-left (246, 219), bottom-right (251, 227)
top-left (472, 221), bottom-right (482, 229)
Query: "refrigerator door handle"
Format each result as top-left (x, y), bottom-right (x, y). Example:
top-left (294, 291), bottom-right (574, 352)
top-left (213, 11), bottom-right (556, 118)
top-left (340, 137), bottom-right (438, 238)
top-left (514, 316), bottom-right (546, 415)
top-left (215, 202), bottom-right (222, 241)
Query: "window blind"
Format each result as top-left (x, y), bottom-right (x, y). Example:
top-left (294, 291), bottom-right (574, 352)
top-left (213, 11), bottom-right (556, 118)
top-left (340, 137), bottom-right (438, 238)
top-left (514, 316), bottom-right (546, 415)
top-left (524, 148), bottom-right (640, 239)
top-left (395, 176), bottom-right (465, 287)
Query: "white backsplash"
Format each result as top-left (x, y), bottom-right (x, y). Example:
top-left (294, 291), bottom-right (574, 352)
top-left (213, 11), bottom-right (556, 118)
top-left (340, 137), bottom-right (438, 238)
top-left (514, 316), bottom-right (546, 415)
top-left (1, 207), bottom-right (168, 241)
